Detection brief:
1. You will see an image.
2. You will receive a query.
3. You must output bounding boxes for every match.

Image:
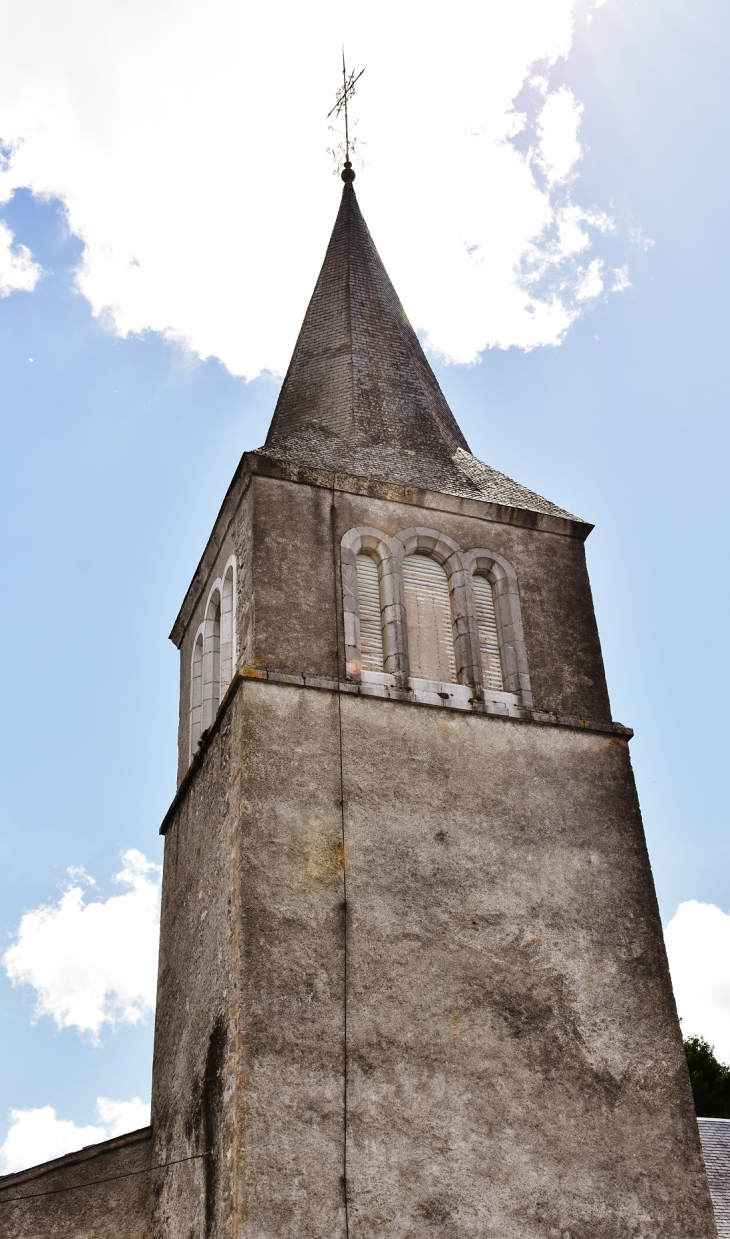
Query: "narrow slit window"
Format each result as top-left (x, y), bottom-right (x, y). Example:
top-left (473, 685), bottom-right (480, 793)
top-left (220, 566), bottom-right (235, 695)
top-left (473, 575), bottom-right (504, 691)
top-left (202, 594), bottom-right (221, 731)
top-left (356, 553), bottom-right (384, 672)
top-left (403, 554), bottom-right (457, 683)
top-left (190, 634), bottom-right (203, 755)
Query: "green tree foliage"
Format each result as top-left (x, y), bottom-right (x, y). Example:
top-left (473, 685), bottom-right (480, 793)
top-left (684, 1036), bottom-right (730, 1118)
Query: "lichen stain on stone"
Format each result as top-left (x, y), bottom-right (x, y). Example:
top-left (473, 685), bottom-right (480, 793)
top-left (185, 1015), bottom-right (227, 1238)
top-left (303, 826), bottom-right (346, 886)
top-left (417, 1194), bottom-right (458, 1236)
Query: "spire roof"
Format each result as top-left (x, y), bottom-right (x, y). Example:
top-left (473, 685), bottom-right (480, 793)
top-left (265, 182), bottom-right (469, 458)
top-left (260, 183), bottom-right (578, 522)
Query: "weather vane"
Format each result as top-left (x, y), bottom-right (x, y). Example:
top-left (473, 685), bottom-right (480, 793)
top-left (327, 51), bottom-right (365, 182)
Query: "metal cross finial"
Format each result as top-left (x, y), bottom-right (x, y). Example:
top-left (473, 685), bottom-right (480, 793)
top-left (327, 51), bottom-right (364, 183)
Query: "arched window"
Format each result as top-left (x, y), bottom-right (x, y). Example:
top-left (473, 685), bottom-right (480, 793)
top-left (188, 556), bottom-right (238, 764)
top-left (402, 554), bottom-right (457, 683)
top-left (343, 526), bottom-right (532, 710)
top-left (220, 564), bottom-right (235, 694)
top-left (355, 553), bottom-right (384, 672)
top-left (202, 591), bottom-right (221, 732)
top-left (190, 633), bottom-right (204, 755)
top-left (472, 574), bottom-right (504, 691)
top-left (463, 547), bottom-right (533, 707)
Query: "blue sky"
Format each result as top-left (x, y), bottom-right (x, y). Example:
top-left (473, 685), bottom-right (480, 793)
top-left (0, 0), bottom-right (728, 1171)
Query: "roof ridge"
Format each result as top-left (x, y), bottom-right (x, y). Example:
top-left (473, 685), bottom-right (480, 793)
top-left (0, 1127), bottom-right (151, 1186)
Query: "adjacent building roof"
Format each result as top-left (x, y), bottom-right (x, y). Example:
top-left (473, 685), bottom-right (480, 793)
top-left (259, 181), bottom-right (579, 523)
top-left (699, 1118), bottom-right (730, 1237)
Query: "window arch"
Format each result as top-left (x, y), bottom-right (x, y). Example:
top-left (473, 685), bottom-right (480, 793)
top-left (189, 555), bottom-right (238, 762)
top-left (190, 633), bottom-right (204, 755)
top-left (355, 552), bottom-right (385, 672)
top-left (402, 554), bottom-right (457, 683)
top-left (341, 526), bottom-right (532, 712)
top-left (462, 548), bottom-right (533, 708)
top-left (220, 561), bottom-right (236, 694)
top-left (394, 528), bottom-right (476, 687)
top-left (472, 574), bottom-right (504, 691)
top-left (340, 527), bottom-right (407, 681)
top-left (202, 589), bottom-right (221, 732)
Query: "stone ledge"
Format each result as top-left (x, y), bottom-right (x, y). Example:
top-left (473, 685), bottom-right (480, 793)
top-left (251, 453), bottom-right (592, 540)
top-left (169, 448), bottom-right (593, 649)
top-left (161, 664), bottom-right (633, 836)
top-left (240, 664), bottom-right (632, 736)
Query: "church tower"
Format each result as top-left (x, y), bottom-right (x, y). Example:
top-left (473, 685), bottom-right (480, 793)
top-left (150, 178), bottom-right (716, 1237)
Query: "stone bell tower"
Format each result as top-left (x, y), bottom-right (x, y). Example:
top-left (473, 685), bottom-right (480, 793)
top-left (149, 177), bottom-right (716, 1238)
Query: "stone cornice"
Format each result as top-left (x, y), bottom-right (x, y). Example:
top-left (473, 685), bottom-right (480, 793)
top-left (160, 667), bottom-right (632, 837)
top-left (169, 450), bottom-right (593, 649)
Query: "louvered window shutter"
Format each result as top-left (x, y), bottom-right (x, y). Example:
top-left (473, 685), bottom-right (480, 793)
top-left (356, 553), bottom-right (384, 672)
top-left (403, 554), bottom-right (457, 683)
top-left (472, 575), bottom-right (504, 691)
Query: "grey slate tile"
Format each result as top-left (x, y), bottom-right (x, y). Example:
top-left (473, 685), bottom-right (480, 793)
top-left (699, 1118), bottom-right (730, 1237)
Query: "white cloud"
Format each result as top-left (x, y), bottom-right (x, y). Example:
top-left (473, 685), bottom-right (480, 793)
top-left (95, 1096), bottom-right (150, 1137)
top-left (0, 0), bottom-right (625, 372)
top-left (576, 257), bottom-right (604, 300)
top-left (612, 264), bottom-right (631, 291)
top-left (0, 1097), bottom-right (150, 1175)
top-left (665, 900), bottom-right (730, 1064)
top-left (3, 850), bottom-right (161, 1039)
top-left (628, 224), bottom-right (655, 251)
top-left (535, 86), bottom-right (584, 185)
top-left (65, 864), bottom-right (96, 886)
top-left (0, 1108), bottom-right (106, 1175)
top-left (0, 219), bottom-right (40, 296)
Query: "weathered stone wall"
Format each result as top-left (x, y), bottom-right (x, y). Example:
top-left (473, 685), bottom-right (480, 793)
top-left (0, 1128), bottom-right (151, 1238)
top-left (152, 688), bottom-right (241, 1236)
top-left (153, 678), bottom-right (348, 1239)
top-left (340, 691), bottom-right (714, 1238)
top-left (153, 675), bottom-right (716, 1237)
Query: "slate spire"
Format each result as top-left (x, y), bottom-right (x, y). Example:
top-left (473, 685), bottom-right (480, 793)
top-left (260, 183), bottom-right (578, 521)
top-left (265, 181), bottom-right (470, 462)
